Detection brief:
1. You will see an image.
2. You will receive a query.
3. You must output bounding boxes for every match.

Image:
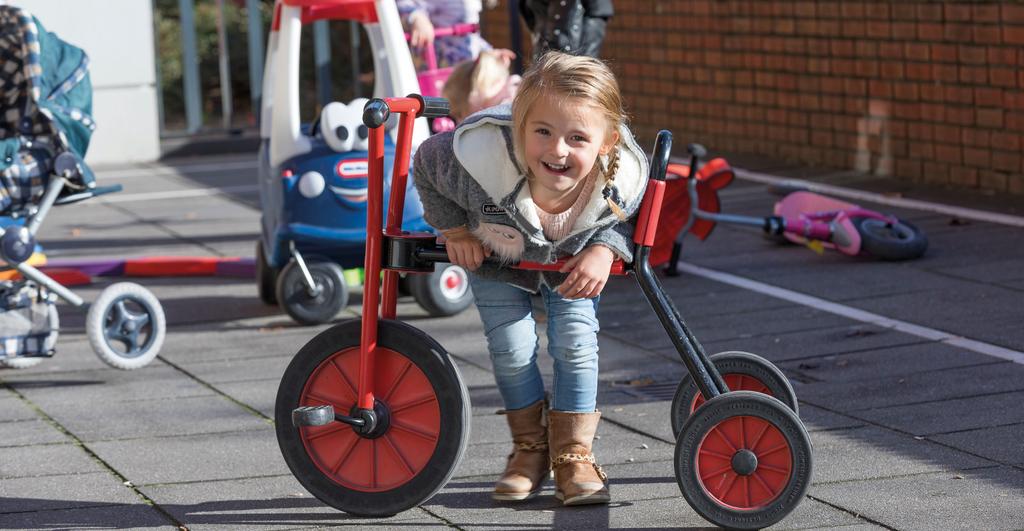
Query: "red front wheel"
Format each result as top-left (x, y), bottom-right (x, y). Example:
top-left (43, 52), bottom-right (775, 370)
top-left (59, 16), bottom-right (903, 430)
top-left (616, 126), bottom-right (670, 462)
top-left (675, 391), bottom-right (812, 529)
top-left (275, 319), bottom-right (471, 516)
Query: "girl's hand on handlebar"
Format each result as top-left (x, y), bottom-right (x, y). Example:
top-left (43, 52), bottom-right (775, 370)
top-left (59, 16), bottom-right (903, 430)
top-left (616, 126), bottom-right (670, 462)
top-left (556, 244), bottom-right (615, 299)
top-left (442, 226), bottom-right (490, 271)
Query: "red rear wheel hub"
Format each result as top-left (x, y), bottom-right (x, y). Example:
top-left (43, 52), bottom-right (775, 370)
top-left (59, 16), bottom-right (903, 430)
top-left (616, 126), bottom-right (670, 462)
top-left (298, 347), bottom-right (440, 492)
top-left (695, 415), bottom-right (793, 510)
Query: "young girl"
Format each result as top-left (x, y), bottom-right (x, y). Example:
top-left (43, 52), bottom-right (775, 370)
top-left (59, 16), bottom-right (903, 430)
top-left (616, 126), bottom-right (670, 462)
top-left (413, 51), bottom-right (648, 506)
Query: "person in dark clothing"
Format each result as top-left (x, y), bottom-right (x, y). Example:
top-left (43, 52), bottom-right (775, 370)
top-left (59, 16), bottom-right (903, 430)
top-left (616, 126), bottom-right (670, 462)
top-left (519, 0), bottom-right (613, 59)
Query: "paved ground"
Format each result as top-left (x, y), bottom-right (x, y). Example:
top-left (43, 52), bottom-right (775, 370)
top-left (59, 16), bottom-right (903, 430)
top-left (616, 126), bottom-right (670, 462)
top-left (1, 151), bottom-right (1023, 530)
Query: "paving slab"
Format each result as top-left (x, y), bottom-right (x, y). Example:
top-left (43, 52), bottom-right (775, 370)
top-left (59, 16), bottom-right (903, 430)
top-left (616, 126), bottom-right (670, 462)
top-left (854, 390), bottom-right (1024, 437)
top-left (0, 442), bottom-right (103, 479)
top-left (810, 467), bottom-right (1024, 531)
top-left (0, 502), bottom-right (172, 530)
top-left (0, 394), bottom-right (38, 422)
top-left (778, 342), bottom-right (999, 383)
top-left (4, 364), bottom-right (216, 406)
top-left (0, 418), bottom-right (68, 447)
top-left (931, 423), bottom-right (1024, 467)
top-left (88, 428), bottom-right (287, 486)
top-left (141, 475), bottom-right (441, 530)
top-left (0, 471), bottom-right (145, 514)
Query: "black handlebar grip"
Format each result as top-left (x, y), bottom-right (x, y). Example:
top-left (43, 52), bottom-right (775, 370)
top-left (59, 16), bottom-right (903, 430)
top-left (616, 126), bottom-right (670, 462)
top-left (362, 98), bottom-right (391, 128)
top-left (411, 94), bottom-right (450, 118)
top-left (649, 130), bottom-right (673, 182)
top-left (687, 143), bottom-right (707, 159)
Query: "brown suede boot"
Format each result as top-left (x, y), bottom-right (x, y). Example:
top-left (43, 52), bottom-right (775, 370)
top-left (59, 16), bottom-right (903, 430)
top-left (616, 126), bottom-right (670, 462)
top-left (493, 400), bottom-right (550, 501)
top-left (548, 410), bottom-right (610, 505)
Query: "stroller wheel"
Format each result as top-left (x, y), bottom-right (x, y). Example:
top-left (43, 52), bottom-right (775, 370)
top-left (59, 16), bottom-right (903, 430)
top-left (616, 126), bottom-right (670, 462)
top-left (675, 391), bottom-right (812, 530)
top-left (87, 282), bottom-right (166, 370)
top-left (670, 351), bottom-right (798, 437)
top-left (276, 260), bottom-right (348, 325)
top-left (275, 319), bottom-right (471, 516)
top-left (256, 240), bottom-right (278, 305)
top-left (409, 264), bottom-right (473, 317)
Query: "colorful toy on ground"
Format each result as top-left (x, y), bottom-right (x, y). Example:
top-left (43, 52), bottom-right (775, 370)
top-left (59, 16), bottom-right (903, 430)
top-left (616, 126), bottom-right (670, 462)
top-left (256, 0), bottom-right (475, 325)
top-left (276, 95), bottom-right (814, 529)
top-left (0, 6), bottom-right (165, 370)
top-left (655, 148), bottom-right (928, 274)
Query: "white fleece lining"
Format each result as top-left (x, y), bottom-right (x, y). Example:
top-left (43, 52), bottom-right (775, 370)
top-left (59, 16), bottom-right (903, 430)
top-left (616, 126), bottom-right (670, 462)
top-left (453, 114), bottom-right (649, 243)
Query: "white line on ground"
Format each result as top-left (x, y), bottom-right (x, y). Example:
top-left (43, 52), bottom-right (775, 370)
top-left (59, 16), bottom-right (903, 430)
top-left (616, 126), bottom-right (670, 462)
top-left (676, 261), bottom-right (1024, 365)
top-left (93, 185), bottom-right (259, 203)
top-left (733, 167), bottom-right (1024, 228)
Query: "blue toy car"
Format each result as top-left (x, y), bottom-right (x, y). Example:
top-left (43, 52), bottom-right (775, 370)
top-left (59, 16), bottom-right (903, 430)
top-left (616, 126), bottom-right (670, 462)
top-left (255, 0), bottom-right (473, 325)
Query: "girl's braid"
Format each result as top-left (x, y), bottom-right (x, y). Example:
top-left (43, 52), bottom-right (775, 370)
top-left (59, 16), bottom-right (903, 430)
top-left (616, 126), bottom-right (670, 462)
top-left (601, 141), bottom-right (626, 220)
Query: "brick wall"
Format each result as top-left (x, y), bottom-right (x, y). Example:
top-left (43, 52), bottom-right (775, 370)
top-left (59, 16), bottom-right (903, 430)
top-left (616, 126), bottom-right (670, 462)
top-left (481, 1), bottom-right (1024, 194)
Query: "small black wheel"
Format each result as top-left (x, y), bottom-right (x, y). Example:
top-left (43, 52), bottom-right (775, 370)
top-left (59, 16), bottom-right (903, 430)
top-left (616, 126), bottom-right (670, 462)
top-left (671, 351), bottom-right (798, 437)
top-left (275, 319), bottom-right (471, 517)
top-left (852, 217), bottom-right (928, 261)
top-left (276, 259), bottom-right (348, 325)
top-left (675, 391), bottom-right (813, 530)
top-left (409, 263), bottom-right (473, 317)
top-left (256, 240), bottom-right (278, 305)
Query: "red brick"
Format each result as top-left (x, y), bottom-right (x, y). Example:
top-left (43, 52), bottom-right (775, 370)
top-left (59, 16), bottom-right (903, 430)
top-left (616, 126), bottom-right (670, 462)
top-left (975, 87), bottom-right (1002, 106)
top-left (977, 108), bottom-right (1005, 128)
top-left (973, 4), bottom-right (1000, 22)
top-left (892, 4), bottom-right (917, 21)
top-left (958, 45), bottom-right (987, 64)
top-left (907, 63), bottom-right (933, 81)
top-left (1004, 5), bottom-right (1024, 23)
top-left (865, 3), bottom-right (889, 19)
top-left (945, 86), bottom-right (974, 104)
top-left (946, 107), bottom-right (976, 126)
top-left (945, 4), bottom-right (972, 22)
top-left (961, 128), bottom-right (992, 147)
top-left (935, 144), bottom-right (963, 165)
top-left (879, 42), bottom-right (904, 59)
top-left (869, 80), bottom-right (892, 98)
top-left (963, 147), bottom-right (991, 167)
top-left (931, 44), bottom-right (958, 63)
top-left (905, 43), bottom-right (930, 61)
top-left (841, 3), bottom-right (865, 18)
top-left (893, 82), bottom-right (919, 101)
top-left (867, 21), bottom-right (891, 39)
top-left (991, 132), bottom-right (1022, 151)
top-left (917, 4), bottom-right (943, 21)
top-left (992, 151), bottom-right (1021, 172)
top-left (959, 65), bottom-right (988, 83)
top-left (949, 167), bottom-right (979, 187)
top-left (945, 23), bottom-right (973, 42)
top-left (1008, 112), bottom-right (1024, 132)
top-left (842, 21), bottom-right (867, 38)
top-left (922, 161), bottom-right (950, 183)
top-left (980, 170), bottom-right (1008, 190)
top-left (988, 46), bottom-right (1018, 65)
top-left (1004, 26), bottom-right (1024, 46)
top-left (917, 22), bottom-right (944, 41)
top-left (990, 68), bottom-right (1017, 88)
top-left (974, 24), bottom-right (1003, 45)
top-left (1010, 176), bottom-right (1024, 195)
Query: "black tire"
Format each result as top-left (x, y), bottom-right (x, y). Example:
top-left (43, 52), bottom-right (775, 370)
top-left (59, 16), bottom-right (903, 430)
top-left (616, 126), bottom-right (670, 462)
top-left (275, 319), bottom-right (471, 517)
top-left (256, 240), bottom-right (277, 305)
top-left (409, 263), bottom-right (474, 317)
top-left (670, 351), bottom-right (798, 438)
top-left (276, 260), bottom-right (348, 325)
top-left (675, 391), bottom-right (813, 530)
top-left (852, 217), bottom-right (928, 261)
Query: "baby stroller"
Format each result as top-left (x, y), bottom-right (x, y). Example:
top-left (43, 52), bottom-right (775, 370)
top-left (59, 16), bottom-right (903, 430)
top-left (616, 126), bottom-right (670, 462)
top-left (0, 6), bottom-right (165, 370)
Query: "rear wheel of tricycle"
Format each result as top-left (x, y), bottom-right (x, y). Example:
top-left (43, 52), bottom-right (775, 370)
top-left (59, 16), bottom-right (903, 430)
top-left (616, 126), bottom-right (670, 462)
top-left (670, 351), bottom-right (798, 437)
top-left (276, 260), bottom-right (348, 325)
top-left (852, 217), bottom-right (928, 261)
top-left (675, 391), bottom-right (812, 530)
top-left (409, 263), bottom-right (473, 317)
top-left (256, 240), bottom-right (277, 305)
top-left (275, 319), bottom-right (471, 517)
top-left (87, 282), bottom-right (166, 370)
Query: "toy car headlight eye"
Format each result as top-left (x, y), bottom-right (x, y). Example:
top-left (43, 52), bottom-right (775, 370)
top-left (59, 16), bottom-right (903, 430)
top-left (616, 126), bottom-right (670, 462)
top-left (297, 171), bottom-right (325, 198)
top-left (357, 125), bottom-right (368, 140)
top-left (336, 126), bottom-right (349, 141)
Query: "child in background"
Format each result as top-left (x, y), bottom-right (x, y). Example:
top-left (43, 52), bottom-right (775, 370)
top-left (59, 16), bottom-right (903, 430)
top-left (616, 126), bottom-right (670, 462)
top-left (520, 0), bottom-right (614, 59)
top-left (442, 49), bottom-right (521, 123)
top-left (413, 52), bottom-right (648, 505)
top-left (398, 0), bottom-right (493, 67)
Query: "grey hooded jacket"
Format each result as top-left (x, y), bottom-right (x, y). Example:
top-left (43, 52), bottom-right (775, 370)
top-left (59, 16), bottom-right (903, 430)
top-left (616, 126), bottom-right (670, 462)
top-left (412, 104), bottom-right (648, 292)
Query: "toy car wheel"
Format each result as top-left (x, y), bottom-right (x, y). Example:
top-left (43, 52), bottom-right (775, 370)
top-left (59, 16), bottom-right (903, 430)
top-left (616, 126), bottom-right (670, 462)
top-left (0, 304), bottom-right (58, 369)
top-left (256, 240), bottom-right (278, 305)
top-left (276, 260), bottom-right (348, 325)
top-left (671, 351), bottom-right (798, 437)
top-left (275, 319), bottom-right (471, 517)
top-left (87, 282), bottom-right (166, 370)
top-left (409, 264), bottom-right (473, 317)
top-left (852, 217), bottom-right (928, 261)
top-left (675, 391), bottom-right (812, 530)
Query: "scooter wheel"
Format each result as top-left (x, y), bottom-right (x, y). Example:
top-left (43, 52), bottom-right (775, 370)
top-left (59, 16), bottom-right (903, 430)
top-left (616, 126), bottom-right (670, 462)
top-left (275, 319), bottom-right (471, 517)
top-left (276, 260), bottom-right (348, 325)
top-left (670, 351), bottom-right (797, 437)
top-left (409, 263), bottom-right (473, 317)
top-left (87, 282), bottom-right (166, 370)
top-left (852, 217), bottom-right (928, 261)
top-left (675, 391), bottom-right (812, 530)
top-left (256, 240), bottom-right (278, 305)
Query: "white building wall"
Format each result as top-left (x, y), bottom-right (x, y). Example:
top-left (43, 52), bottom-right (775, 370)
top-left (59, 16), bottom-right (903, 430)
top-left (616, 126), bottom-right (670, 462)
top-left (16, 0), bottom-right (161, 165)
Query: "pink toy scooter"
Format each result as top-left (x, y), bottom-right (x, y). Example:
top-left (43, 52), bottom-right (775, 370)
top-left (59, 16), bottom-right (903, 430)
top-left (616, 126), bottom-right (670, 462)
top-left (659, 144), bottom-right (928, 275)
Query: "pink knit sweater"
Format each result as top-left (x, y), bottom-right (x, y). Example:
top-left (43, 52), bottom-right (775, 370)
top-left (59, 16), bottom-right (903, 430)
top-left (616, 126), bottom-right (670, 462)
top-left (535, 171), bottom-right (598, 242)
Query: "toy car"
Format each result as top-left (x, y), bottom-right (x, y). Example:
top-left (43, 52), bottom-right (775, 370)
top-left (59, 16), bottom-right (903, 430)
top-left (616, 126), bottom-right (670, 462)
top-left (255, 0), bottom-right (474, 324)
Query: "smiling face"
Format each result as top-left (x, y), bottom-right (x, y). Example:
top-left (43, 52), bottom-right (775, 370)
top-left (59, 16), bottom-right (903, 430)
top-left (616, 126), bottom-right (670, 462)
top-left (522, 94), bottom-right (619, 208)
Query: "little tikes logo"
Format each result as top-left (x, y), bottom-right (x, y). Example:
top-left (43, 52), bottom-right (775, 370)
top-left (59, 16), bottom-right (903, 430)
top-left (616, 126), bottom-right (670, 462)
top-left (336, 159), bottom-right (368, 179)
top-left (482, 203), bottom-right (506, 215)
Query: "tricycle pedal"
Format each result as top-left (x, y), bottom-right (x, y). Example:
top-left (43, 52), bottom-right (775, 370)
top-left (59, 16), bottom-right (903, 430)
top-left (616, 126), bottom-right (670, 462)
top-left (292, 405), bottom-right (335, 427)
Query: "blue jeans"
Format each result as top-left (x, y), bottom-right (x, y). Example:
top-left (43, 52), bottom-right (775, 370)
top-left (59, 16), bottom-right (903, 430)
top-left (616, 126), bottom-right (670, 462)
top-left (469, 275), bottom-right (600, 412)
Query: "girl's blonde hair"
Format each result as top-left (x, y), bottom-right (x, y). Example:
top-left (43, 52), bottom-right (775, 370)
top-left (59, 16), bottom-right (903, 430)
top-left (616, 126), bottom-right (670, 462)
top-left (510, 52), bottom-right (628, 218)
